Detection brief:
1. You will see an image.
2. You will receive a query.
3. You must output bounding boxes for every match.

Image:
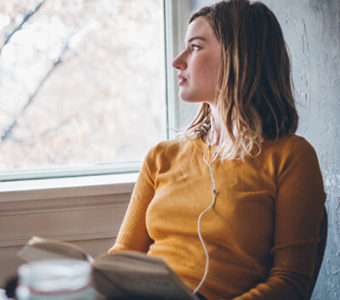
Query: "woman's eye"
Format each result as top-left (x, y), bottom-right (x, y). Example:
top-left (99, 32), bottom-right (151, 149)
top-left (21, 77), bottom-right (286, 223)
top-left (191, 44), bottom-right (200, 51)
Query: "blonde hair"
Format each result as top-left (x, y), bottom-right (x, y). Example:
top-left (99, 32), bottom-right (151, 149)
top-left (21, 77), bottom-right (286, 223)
top-left (186, 0), bottom-right (298, 160)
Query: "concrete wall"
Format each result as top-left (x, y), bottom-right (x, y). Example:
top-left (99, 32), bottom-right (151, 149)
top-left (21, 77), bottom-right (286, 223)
top-left (278, 1), bottom-right (340, 299)
top-left (192, 1), bottom-right (340, 299)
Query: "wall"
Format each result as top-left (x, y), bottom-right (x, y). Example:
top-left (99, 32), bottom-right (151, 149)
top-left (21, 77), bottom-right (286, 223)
top-left (191, 0), bottom-right (340, 299)
top-left (278, 1), bottom-right (340, 299)
top-left (0, 178), bottom-right (133, 287)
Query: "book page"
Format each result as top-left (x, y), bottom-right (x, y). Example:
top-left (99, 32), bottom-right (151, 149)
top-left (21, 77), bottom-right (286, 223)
top-left (18, 236), bottom-right (91, 262)
top-left (92, 268), bottom-right (126, 299)
top-left (18, 237), bottom-right (198, 299)
top-left (93, 252), bottom-right (198, 299)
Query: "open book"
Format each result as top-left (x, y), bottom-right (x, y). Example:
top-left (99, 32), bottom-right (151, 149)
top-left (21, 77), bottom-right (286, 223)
top-left (18, 236), bottom-right (198, 300)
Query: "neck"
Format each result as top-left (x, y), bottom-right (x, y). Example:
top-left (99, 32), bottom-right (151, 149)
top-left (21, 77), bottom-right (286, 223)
top-left (205, 105), bottom-right (221, 146)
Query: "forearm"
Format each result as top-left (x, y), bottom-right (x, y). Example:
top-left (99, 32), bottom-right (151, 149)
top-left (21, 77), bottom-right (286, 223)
top-left (234, 267), bottom-right (312, 300)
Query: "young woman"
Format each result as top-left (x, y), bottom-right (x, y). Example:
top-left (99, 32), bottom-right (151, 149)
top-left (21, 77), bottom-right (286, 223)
top-left (108, 1), bottom-right (326, 299)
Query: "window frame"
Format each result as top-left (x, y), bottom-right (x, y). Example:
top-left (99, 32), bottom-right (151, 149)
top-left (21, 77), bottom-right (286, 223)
top-left (0, 0), bottom-right (196, 197)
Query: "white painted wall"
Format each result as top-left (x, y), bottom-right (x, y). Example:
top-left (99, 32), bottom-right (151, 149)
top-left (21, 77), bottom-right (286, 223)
top-left (0, 177), bottom-right (133, 286)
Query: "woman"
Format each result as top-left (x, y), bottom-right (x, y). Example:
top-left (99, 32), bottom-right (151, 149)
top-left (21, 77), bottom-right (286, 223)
top-left (108, 1), bottom-right (326, 299)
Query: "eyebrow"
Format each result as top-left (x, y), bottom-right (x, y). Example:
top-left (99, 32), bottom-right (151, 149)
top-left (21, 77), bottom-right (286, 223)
top-left (186, 36), bottom-right (208, 44)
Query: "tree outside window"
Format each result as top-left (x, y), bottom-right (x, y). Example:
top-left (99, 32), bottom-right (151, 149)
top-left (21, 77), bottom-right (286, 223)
top-left (0, 0), bottom-right (166, 170)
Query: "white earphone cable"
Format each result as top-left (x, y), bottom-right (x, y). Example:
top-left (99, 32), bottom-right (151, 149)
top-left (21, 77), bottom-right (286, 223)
top-left (193, 145), bottom-right (218, 294)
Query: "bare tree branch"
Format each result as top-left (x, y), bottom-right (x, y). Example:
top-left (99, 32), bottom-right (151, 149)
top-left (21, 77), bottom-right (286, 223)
top-left (0, 0), bottom-right (47, 55)
top-left (1, 43), bottom-right (69, 143)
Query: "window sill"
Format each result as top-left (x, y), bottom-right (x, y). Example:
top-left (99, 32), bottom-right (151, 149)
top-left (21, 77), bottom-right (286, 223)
top-left (0, 172), bottom-right (137, 250)
top-left (0, 172), bottom-right (138, 202)
top-left (0, 173), bottom-right (136, 280)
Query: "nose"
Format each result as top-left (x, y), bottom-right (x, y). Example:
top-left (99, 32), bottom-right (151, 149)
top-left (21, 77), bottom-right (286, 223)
top-left (172, 50), bottom-right (187, 70)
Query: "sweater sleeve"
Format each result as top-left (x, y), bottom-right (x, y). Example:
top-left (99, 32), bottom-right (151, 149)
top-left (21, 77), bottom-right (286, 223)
top-left (107, 146), bottom-right (157, 254)
top-left (234, 138), bottom-right (326, 300)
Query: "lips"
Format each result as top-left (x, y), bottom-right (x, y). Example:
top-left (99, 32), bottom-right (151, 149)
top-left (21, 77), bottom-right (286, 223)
top-left (178, 74), bottom-right (187, 85)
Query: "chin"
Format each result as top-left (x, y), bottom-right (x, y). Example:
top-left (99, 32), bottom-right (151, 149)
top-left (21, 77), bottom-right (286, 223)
top-left (179, 89), bottom-right (212, 103)
top-left (180, 97), bottom-right (197, 103)
top-left (179, 93), bottom-right (202, 103)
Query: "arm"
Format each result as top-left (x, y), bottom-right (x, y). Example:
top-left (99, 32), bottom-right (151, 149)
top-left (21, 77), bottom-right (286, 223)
top-left (108, 147), bottom-right (156, 254)
top-left (234, 138), bottom-right (326, 300)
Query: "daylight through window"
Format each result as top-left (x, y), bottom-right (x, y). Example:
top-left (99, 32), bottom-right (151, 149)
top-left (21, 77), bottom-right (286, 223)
top-left (0, 0), bottom-right (166, 171)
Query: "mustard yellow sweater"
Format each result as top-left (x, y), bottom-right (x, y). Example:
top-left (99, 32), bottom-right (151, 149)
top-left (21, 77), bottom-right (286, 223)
top-left (108, 134), bottom-right (325, 299)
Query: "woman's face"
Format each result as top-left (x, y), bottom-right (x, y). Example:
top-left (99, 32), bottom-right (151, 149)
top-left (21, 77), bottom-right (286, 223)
top-left (172, 17), bottom-right (222, 105)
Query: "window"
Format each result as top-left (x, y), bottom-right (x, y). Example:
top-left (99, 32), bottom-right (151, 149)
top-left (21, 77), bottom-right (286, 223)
top-left (0, 0), bottom-right (166, 178)
top-left (0, 3), bottom-right (199, 273)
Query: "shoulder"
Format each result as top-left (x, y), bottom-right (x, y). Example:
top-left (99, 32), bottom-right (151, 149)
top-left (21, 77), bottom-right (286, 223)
top-left (151, 137), bottom-right (185, 152)
top-left (264, 134), bottom-right (317, 158)
top-left (145, 137), bottom-right (194, 159)
top-left (264, 134), bottom-right (322, 178)
top-left (273, 134), bottom-right (318, 160)
top-left (143, 137), bottom-right (195, 169)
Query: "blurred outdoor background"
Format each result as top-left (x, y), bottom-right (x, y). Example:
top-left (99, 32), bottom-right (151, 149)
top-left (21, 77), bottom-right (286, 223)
top-left (0, 0), bottom-right (166, 170)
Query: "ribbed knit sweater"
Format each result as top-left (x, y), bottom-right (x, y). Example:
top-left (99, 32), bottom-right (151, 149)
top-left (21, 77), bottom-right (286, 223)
top-left (108, 134), bottom-right (325, 299)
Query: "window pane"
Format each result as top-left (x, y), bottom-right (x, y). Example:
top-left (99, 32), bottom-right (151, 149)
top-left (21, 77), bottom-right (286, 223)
top-left (0, 0), bottom-right (166, 170)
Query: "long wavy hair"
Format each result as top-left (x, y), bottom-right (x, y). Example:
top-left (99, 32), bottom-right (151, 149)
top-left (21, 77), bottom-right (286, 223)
top-left (185, 0), bottom-right (298, 160)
